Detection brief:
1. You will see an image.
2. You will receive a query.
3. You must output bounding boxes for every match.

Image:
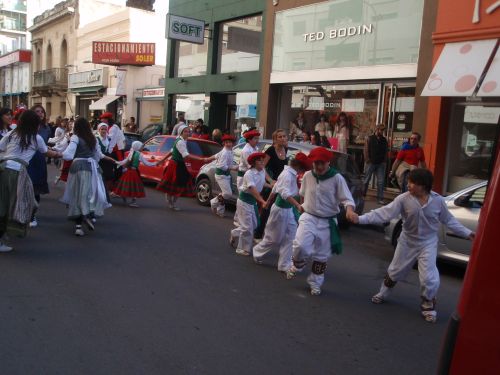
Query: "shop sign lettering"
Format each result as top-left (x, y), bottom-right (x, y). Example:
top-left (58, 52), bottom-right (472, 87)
top-left (166, 14), bottom-right (205, 45)
top-left (303, 24), bottom-right (373, 42)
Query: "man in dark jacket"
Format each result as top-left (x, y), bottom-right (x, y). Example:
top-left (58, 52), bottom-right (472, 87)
top-left (363, 124), bottom-right (388, 204)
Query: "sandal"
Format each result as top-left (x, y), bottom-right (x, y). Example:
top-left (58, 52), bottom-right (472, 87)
top-left (371, 294), bottom-right (384, 304)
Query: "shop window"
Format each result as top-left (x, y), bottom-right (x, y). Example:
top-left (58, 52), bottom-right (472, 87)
top-left (173, 93), bottom-right (205, 125)
top-left (446, 105), bottom-right (500, 193)
top-left (218, 15), bottom-right (262, 74)
top-left (175, 28), bottom-right (209, 78)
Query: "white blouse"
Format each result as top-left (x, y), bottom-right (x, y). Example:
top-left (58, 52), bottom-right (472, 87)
top-left (0, 131), bottom-right (48, 164)
top-left (300, 170), bottom-right (355, 218)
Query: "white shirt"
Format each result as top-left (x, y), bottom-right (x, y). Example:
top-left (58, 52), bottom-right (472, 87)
top-left (0, 131), bottom-right (48, 164)
top-left (272, 165), bottom-right (298, 200)
top-left (215, 147), bottom-right (234, 171)
top-left (239, 143), bottom-right (257, 172)
top-left (300, 170), bottom-right (355, 218)
top-left (48, 127), bottom-right (66, 145)
top-left (175, 138), bottom-right (189, 158)
top-left (171, 122), bottom-right (186, 136)
top-left (108, 124), bottom-right (125, 151)
top-left (359, 191), bottom-right (472, 241)
top-left (63, 135), bottom-right (103, 161)
top-left (242, 168), bottom-right (266, 194)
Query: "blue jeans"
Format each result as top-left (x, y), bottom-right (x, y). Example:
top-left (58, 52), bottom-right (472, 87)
top-left (363, 162), bottom-right (386, 201)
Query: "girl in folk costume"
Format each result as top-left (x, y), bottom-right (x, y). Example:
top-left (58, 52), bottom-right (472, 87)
top-left (100, 112), bottom-right (125, 161)
top-left (113, 141), bottom-right (158, 207)
top-left (157, 124), bottom-right (215, 211)
top-left (350, 169), bottom-right (474, 323)
top-left (50, 118), bottom-right (71, 185)
top-left (0, 110), bottom-right (62, 251)
top-left (287, 147), bottom-right (357, 296)
top-left (230, 152), bottom-right (270, 256)
top-left (210, 134), bottom-right (238, 217)
top-left (96, 122), bottom-right (116, 198)
top-left (60, 118), bottom-right (115, 236)
top-left (252, 153), bottom-right (310, 272)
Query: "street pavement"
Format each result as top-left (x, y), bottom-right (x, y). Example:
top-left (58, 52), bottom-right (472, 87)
top-left (0, 165), bottom-right (465, 375)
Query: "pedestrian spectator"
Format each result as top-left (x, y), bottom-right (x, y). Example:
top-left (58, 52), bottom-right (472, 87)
top-left (363, 124), bottom-right (388, 204)
top-left (210, 135), bottom-right (238, 217)
top-left (333, 112), bottom-right (350, 153)
top-left (389, 132), bottom-right (426, 192)
top-left (124, 116), bottom-right (138, 133)
top-left (315, 114), bottom-right (330, 137)
top-left (171, 114), bottom-right (186, 136)
top-left (289, 111), bottom-right (307, 142)
top-left (287, 147), bottom-right (356, 295)
top-left (60, 117), bottom-right (115, 236)
top-left (211, 128), bottom-right (223, 145)
top-left (253, 152), bottom-right (310, 272)
top-left (113, 141), bottom-right (158, 207)
top-left (350, 168), bottom-right (475, 323)
top-left (255, 129), bottom-right (289, 239)
top-left (27, 104), bottom-right (52, 228)
top-left (0, 110), bottom-right (62, 251)
top-left (0, 108), bottom-right (13, 139)
top-left (156, 125), bottom-right (215, 211)
top-left (191, 123), bottom-right (205, 139)
top-left (230, 152), bottom-right (269, 256)
top-left (300, 131), bottom-right (312, 145)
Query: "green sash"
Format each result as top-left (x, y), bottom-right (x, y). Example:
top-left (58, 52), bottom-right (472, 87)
top-left (237, 170), bottom-right (245, 177)
top-left (171, 138), bottom-right (184, 163)
top-left (238, 191), bottom-right (260, 226)
top-left (97, 137), bottom-right (108, 154)
top-left (215, 168), bottom-right (230, 176)
top-left (275, 193), bottom-right (301, 223)
top-left (309, 167), bottom-right (343, 255)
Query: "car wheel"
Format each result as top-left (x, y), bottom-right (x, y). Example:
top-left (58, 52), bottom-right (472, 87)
top-left (196, 178), bottom-right (212, 206)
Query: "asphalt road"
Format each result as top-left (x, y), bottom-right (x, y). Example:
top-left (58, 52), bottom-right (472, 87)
top-left (0, 165), bottom-right (465, 375)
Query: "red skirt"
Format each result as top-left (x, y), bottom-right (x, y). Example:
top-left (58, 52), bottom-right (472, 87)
top-left (60, 160), bottom-right (72, 182)
top-left (113, 169), bottom-right (145, 198)
top-left (156, 160), bottom-right (195, 197)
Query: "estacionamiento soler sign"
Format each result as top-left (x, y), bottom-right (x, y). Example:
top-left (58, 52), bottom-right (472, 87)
top-left (166, 14), bottom-right (205, 45)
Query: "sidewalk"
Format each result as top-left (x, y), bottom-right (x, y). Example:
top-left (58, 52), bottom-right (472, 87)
top-left (363, 187), bottom-right (399, 213)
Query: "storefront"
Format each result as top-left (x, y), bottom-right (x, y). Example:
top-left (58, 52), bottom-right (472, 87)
top-left (135, 87), bottom-right (165, 129)
top-left (0, 50), bottom-right (31, 110)
top-left (164, 0), bottom-right (265, 135)
top-left (68, 68), bottom-right (110, 120)
top-left (261, 0), bottom-right (429, 170)
top-left (422, 0), bottom-right (500, 193)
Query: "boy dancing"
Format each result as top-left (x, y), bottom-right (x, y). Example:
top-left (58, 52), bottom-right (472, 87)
top-left (288, 147), bottom-right (356, 295)
top-left (210, 134), bottom-right (237, 217)
top-left (230, 152), bottom-right (269, 256)
top-left (351, 168), bottom-right (474, 322)
top-left (253, 152), bottom-right (310, 272)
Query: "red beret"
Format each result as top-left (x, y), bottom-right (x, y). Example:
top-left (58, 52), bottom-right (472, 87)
top-left (221, 134), bottom-right (236, 142)
top-left (247, 151), bottom-right (266, 165)
top-left (243, 129), bottom-right (260, 140)
top-left (308, 147), bottom-right (334, 163)
top-left (99, 112), bottom-right (113, 120)
top-left (294, 152), bottom-right (312, 170)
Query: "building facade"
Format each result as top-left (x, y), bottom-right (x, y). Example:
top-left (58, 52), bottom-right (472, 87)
top-left (259, 0), bottom-right (437, 170)
top-left (164, 0), bottom-right (266, 135)
top-left (421, 0), bottom-right (500, 193)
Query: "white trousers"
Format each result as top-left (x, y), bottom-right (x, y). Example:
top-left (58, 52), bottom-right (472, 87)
top-left (380, 232), bottom-right (440, 301)
top-left (253, 204), bottom-right (297, 271)
top-left (292, 213), bottom-right (332, 289)
top-left (231, 199), bottom-right (257, 253)
top-left (236, 176), bottom-right (244, 192)
top-left (211, 174), bottom-right (232, 215)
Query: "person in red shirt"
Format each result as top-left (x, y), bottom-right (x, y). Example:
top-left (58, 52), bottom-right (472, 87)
top-left (389, 132), bottom-right (427, 192)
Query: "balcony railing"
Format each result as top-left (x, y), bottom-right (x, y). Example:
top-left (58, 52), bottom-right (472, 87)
top-left (32, 68), bottom-right (68, 88)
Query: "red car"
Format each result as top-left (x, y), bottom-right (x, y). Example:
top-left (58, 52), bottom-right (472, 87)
top-left (138, 135), bottom-right (222, 182)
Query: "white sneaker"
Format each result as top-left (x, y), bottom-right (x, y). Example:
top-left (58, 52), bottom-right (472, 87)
top-left (310, 287), bottom-right (322, 296)
top-left (235, 249), bottom-right (250, 256)
top-left (171, 205), bottom-right (181, 211)
top-left (0, 242), bottom-right (13, 252)
top-left (29, 218), bottom-right (38, 228)
top-left (74, 225), bottom-right (84, 236)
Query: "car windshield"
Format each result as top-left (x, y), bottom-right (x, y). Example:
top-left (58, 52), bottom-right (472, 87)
top-left (198, 142), bottom-right (222, 156)
top-left (142, 136), bottom-right (163, 153)
top-left (160, 137), bottom-right (175, 153)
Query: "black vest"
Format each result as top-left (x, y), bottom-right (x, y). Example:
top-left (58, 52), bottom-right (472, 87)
top-left (367, 134), bottom-right (388, 164)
